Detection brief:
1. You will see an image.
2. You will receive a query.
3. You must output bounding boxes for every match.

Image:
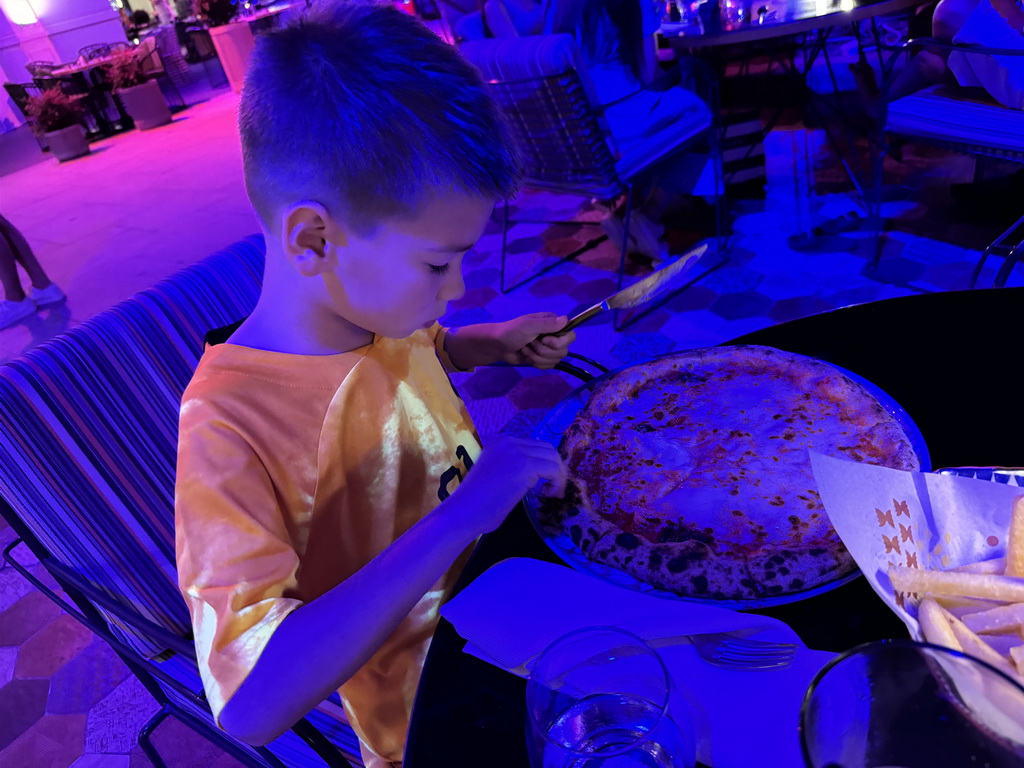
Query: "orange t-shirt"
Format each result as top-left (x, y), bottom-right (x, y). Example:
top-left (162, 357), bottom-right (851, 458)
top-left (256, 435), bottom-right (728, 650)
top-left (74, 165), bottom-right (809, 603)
top-left (174, 325), bottom-right (480, 762)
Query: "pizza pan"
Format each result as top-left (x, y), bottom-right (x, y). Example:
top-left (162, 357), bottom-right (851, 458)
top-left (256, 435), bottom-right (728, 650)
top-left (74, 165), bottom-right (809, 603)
top-left (524, 348), bottom-right (932, 611)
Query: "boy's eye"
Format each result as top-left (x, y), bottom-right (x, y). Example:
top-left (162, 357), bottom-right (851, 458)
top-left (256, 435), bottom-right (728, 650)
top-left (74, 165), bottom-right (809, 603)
top-left (428, 263), bottom-right (450, 275)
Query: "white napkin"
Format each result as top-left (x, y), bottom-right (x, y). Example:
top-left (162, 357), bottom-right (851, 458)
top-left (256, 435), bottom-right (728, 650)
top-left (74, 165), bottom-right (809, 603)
top-left (441, 557), bottom-right (835, 768)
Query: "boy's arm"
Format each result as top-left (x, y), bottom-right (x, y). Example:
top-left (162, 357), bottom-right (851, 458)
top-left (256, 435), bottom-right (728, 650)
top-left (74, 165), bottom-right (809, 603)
top-left (215, 435), bottom-right (567, 746)
top-left (444, 312), bottom-right (576, 370)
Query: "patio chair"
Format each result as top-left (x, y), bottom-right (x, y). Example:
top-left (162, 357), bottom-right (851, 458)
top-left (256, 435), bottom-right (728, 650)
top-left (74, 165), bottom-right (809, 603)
top-left (0, 236), bottom-right (361, 768)
top-left (80, 43), bottom-right (113, 60)
top-left (149, 24), bottom-right (194, 91)
top-left (3, 82), bottom-right (49, 150)
top-left (187, 27), bottom-right (229, 88)
top-left (871, 38), bottom-right (1024, 282)
top-left (459, 34), bottom-right (725, 326)
top-left (137, 35), bottom-right (186, 108)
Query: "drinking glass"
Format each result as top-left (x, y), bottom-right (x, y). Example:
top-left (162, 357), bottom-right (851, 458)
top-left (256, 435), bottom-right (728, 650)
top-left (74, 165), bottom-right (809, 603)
top-left (800, 639), bottom-right (1024, 768)
top-left (526, 626), bottom-right (696, 768)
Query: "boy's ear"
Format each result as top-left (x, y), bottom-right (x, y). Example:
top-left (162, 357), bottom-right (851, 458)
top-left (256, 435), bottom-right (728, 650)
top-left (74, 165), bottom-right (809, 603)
top-left (280, 201), bottom-right (347, 277)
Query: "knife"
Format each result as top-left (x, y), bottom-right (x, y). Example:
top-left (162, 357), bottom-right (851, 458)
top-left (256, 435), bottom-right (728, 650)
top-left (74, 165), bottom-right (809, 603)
top-left (553, 243), bottom-right (708, 336)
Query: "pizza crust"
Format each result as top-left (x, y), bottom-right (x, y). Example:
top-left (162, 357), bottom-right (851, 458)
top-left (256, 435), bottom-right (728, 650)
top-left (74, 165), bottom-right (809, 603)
top-left (543, 346), bottom-right (921, 601)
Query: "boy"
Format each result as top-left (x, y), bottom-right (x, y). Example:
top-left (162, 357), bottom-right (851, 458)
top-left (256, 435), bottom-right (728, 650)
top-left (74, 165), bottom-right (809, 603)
top-left (174, 5), bottom-right (574, 766)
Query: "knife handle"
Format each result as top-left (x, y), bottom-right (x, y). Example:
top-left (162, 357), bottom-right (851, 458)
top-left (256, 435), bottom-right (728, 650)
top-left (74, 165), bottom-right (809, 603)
top-left (543, 303), bottom-right (603, 338)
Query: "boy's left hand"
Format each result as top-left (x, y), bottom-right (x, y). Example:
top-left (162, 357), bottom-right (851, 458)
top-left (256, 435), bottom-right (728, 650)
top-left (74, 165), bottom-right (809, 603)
top-left (495, 313), bottom-right (576, 369)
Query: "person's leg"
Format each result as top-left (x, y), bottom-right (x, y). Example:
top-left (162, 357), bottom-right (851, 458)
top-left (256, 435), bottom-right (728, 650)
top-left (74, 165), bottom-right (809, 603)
top-left (0, 225), bottom-right (27, 303)
top-left (0, 214), bottom-right (53, 291)
top-left (0, 217), bottom-right (41, 328)
top-left (851, 0), bottom-right (980, 115)
top-left (888, 0), bottom-right (981, 98)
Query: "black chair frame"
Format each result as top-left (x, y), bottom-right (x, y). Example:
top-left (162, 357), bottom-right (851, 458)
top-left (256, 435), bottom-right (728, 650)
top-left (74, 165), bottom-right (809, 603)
top-left (482, 54), bottom-right (726, 330)
top-left (0, 503), bottom-right (355, 768)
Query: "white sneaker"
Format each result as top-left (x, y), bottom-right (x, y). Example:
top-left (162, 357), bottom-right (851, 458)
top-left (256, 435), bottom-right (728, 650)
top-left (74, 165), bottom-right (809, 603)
top-left (30, 282), bottom-right (65, 307)
top-left (0, 297), bottom-right (38, 329)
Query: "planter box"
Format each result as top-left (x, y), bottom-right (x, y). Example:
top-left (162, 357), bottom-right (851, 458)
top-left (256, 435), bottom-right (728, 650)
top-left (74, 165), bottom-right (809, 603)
top-left (209, 22), bottom-right (256, 93)
top-left (44, 124), bottom-right (90, 162)
top-left (118, 79), bottom-right (172, 131)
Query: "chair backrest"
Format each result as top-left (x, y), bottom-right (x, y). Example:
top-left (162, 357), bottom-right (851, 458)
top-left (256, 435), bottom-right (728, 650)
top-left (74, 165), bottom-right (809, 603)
top-left (25, 60), bottom-right (55, 77)
top-left (3, 82), bottom-right (41, 119)
top-left (460, 34), bottom-right (622, 198)
top-left (80, 43), bottom-right (112, 61)
top-left (137, 36), bottom-right (165, 76)
top-left (0, 236), bottom-right (265, 659)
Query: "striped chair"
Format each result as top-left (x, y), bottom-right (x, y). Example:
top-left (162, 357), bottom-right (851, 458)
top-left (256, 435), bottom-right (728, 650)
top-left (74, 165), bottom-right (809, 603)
top-left (460, 33), bottom-right (725, 327)
top-left (0, 236), bottom-right (360, 767)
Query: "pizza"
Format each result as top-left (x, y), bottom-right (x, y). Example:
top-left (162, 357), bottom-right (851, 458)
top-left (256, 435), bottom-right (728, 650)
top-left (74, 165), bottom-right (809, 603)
top-left (537, 345), bottom-right (922, 601)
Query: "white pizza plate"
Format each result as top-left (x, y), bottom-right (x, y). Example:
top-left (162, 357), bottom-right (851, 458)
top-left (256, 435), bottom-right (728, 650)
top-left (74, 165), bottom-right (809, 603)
top-left (525, 348), bottom-right (932, 610)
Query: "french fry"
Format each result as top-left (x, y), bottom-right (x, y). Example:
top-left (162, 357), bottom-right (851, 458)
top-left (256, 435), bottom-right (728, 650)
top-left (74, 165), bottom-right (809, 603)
top-left (944, 602), bottom-right (1008, 619)
top-left (1012, 646), bottom-right (1024, 676)
top-left (919, 597), bottom-right (961, 651)
top-left (932, 593), bottom-right (1006, 611)
top-left (962, 603), bottom-right (1024, 634)
top-left (888, 565), bottom-right (1024, 603)
top-left (948, 613), bottom-right (1019, 678)
top-left (981, 635), bottom-right (1024, 656)
top-left (1007, 495), bottom-right (1024, 578)
top-left (953, 556), bottom-right (1006, 574)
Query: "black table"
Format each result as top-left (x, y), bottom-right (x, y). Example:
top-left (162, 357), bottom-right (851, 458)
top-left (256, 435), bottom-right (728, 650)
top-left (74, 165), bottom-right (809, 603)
top-left (405, 288), bottom-right (1024, 767)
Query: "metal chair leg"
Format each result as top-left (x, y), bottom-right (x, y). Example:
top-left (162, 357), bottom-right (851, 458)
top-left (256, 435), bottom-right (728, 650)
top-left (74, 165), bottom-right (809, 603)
top-left (971, 212), bottom-right (1024, 288)
top-left (161, 73), bottom-right (185, 109)
top-left (969, 243), bottom-right (996, 288)
top-left (138, 705), bottom-right (171, 768)
top-left (993, 239), bottom-right (1024, 288)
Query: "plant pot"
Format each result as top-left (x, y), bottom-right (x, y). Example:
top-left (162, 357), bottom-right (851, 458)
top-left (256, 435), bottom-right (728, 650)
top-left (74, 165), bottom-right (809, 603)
top-left (44, 124), bottom-right (90, 162)
top-left (209, 21), bottom-right (255, 93)
top-left (118, 79), bottom-right (172, 130)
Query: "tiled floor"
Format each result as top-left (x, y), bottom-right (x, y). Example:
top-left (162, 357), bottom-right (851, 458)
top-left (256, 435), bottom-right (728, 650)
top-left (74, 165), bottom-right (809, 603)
top-left (1, 45), bottom-right (1022, 768)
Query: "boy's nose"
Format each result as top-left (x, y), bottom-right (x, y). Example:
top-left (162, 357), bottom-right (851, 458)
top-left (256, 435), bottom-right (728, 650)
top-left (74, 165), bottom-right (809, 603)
top-left (439, 268), bottom-right (465, 303)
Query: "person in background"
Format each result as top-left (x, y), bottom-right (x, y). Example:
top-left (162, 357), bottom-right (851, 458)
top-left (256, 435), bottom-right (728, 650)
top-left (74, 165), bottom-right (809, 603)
top-left (0, 215), bottom-right (65, 330)
top-left (853, 0), bottom-right (1023, 107)
top-left (174, 5), bottom-right (573, 766)
top-left (546, 0), bottom-right (717, 262)
top-left (152, 0), bottom-right (175, 24)
top-left (848, 0), bottom-right (1024, 223)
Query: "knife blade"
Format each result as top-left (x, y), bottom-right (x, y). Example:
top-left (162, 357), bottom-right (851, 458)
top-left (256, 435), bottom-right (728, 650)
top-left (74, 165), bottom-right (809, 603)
top-left (554, 243), bottom-right (708, 336)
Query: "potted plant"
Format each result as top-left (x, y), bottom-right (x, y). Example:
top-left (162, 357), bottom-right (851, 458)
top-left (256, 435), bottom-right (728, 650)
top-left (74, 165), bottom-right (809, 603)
top-left (198, 0), bottom-right (253, 93)
top-left (23, 88), bottom-right (90, 162)
top-left (104, 47), bottom-right (172, 130)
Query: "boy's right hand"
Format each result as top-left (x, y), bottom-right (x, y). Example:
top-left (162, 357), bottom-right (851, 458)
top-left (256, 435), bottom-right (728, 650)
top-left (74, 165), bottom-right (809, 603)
top-left (453, 436), bottom-right (567, 535)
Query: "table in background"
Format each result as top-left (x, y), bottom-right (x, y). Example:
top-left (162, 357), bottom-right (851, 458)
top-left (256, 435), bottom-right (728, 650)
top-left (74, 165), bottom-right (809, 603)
top-left (661, 0), bottom-right (923, 199)
top-left (404, 287), bottom-right (1024, 768)
top-left (45, 56), bottom-right (133, 137)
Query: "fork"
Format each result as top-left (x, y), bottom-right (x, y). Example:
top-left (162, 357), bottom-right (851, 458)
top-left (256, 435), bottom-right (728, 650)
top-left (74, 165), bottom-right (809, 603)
top-left (512, 629), bottom-right (797, 677)
top-left (676, 631), bottom-right (798, 670)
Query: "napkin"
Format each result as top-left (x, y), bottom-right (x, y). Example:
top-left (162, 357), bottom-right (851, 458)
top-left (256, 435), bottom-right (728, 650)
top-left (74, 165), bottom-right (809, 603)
top-left (809, 451), bottom-right (1024, 637)
top-left (441, 557), bottom-right (835, 768)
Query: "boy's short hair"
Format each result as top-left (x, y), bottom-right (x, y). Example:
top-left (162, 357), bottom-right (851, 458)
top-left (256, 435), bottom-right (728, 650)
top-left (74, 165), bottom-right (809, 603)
top-left (238, 2), bottom-right (520, 233)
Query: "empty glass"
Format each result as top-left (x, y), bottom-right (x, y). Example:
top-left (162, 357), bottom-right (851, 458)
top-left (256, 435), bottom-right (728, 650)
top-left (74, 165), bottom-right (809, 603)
top-left (800, 639), bottom-right (1024, 768)
top-left (526, 627), bottom-right (696, 768)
